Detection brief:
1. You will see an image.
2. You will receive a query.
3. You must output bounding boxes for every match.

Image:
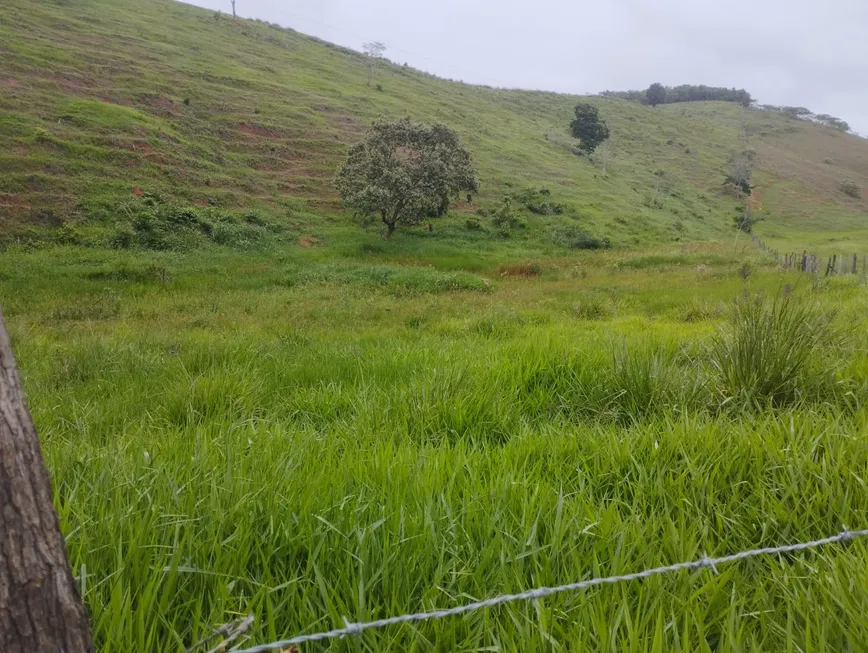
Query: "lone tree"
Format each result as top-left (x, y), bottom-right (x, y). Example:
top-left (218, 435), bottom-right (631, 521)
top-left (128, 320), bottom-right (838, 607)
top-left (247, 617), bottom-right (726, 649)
top-left (646, 82), bottom-right (666, 107)
top-left (362, 41), bottom-right (386, 86)
top-left (725, 149), bottom-right (756, 197)
top-left (570, 103), bottom-right (610, 154)
top-left (335, 118), bottom-right (478, 239)
top-left (0, 311), bottom-right (95, 653)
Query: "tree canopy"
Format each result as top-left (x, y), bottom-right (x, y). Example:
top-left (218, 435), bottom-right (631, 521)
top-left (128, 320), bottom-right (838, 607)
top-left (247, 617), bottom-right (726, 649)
top-left (725, 149), bottom-right (756, 197)
top-left (759, 106), bottom-right (852, 133)
top-left (569, 103), bottom-right (610, 154)
top-left (646, 83), bottom-right (666, 107)
top-left (335, 118), bottom-right (478, 239)
top-left (603, 84), bottom-right (753, 107)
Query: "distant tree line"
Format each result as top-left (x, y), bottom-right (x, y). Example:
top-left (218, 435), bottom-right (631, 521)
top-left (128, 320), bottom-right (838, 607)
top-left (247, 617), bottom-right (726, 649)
top-left (601, 84), bottom-right (753, 107)
top-left (756, 105), bottom-right (851, 133)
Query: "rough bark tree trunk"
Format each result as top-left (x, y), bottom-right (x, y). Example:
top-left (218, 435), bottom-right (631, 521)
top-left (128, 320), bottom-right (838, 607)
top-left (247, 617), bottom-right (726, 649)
top-left (0, 311), bottom-right (94, 653)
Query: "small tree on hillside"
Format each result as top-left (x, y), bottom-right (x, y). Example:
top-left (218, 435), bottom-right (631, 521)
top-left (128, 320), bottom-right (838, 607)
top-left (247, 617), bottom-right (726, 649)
top-left (335, 118), bottom-right (478, 239)
top-left (725, 149), bottom-right (756, 197)
top-left (362, 41), bottom-right (386, 86)
top-left (570, 103), bottom-right (610, 155)
top-left (646, 83), bottom-right (666, 107)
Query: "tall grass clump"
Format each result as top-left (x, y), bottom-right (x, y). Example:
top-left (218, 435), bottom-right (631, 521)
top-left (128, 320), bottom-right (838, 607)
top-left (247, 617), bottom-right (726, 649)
top-left (710, 290), bottom-right (841, 408)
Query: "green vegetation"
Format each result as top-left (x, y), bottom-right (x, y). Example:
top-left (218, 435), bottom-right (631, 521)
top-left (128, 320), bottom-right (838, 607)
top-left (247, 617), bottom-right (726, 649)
top-left (3, 243), bottom-right (868, 651)
top-left (2, 0), bottom-right (868, 651)
top-left (603, 84), bottom-right (753, 107)
top-left (569, 103), bottom-right (610, 154)
top-left (335, 118), bottom-right (478, 238)
top-left (646, 82), bottom-right (667, 107)
top-left (1, 0), bottom-right (866, 254)
top-left (840, 180), bottom-right (862, 199)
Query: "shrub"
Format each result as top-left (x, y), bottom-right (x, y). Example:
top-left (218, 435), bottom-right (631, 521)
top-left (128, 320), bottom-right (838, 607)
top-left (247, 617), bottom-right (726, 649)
top-left (733, 211), bottom-right (760, 233)
top-left (511, 187), bottom-right (564, 215)
top-left (490, 198), bottom-right (525, 234)
top-left (710, 291), bottom-right (841, 408)
top-left (464, 217), bottom-right (482, 230)
top-left (109, 198), bottom-right (276, 250)
top-left (840, 180), bottom-right (861, 199)
top-left (244, 211), bottom-right (267, 226)
top-left (57, 222), bottom-right (87, 246)
top-left (109, 228), bottom-right (135, 249)
top-left (551, 226), bottom-right (611, 250)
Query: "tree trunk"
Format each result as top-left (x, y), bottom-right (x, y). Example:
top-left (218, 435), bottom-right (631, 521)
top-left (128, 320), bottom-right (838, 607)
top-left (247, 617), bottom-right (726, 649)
top-left (230, 0), bottom-right (236, 18)
top-left (0, 311), bottom-right (94, 653)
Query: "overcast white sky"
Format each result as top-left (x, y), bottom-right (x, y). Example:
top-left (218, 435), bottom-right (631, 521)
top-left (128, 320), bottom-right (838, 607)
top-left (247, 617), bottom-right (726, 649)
top-left (184, 0), bottom-right (868, 134)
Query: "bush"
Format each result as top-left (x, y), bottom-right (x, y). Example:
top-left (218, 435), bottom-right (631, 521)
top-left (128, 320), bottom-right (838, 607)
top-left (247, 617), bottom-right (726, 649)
top-left (109, 198), bottom-right (276, 250)
top-left (840, 180), bottom-right (861, 199)
top-left (550, 226), bottom-right (611, 250)
top-left (733, 211), bottom-right (761, 233)
top-left (490, 198), bottom-right (525, 237)
top-left (464, 217), bottom-right (483, 230)
top-left (710, 291), bottom-right (841, 408)
top-left (511, 187), bottom-right (564, 215)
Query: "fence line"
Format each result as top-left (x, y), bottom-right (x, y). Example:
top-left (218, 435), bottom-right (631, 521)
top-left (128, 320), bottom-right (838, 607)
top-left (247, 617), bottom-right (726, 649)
top-left (750, 234), bottom-right (867, 277)
top-left (225, 527), bottom-right (867, 653)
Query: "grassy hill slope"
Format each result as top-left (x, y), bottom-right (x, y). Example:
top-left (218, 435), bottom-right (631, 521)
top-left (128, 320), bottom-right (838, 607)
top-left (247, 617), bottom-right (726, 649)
top-left (1, 0), bottom-right (866, 256)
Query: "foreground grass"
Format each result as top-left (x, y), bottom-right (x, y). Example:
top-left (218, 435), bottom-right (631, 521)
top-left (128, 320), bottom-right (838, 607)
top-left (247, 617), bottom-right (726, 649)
top-left (3, 243), bottom-right (868, 651)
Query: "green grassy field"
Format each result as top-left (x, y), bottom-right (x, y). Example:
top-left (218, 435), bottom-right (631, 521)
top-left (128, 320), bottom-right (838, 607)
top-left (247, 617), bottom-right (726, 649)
top-left (3, 0), bottom-right (868, 651)
top-left (4, 241), bottom-right (868, 651)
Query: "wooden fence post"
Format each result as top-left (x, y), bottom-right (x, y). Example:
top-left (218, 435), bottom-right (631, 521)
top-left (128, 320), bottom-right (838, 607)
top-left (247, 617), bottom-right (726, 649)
top-left (0, 311), bottom-right (95, 653)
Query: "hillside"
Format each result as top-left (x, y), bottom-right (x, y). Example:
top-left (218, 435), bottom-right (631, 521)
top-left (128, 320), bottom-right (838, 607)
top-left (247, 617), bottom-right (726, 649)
top-left (1, 0), bottom-right (867, 256)
top-left (4, 2), bottom-right (868, 651)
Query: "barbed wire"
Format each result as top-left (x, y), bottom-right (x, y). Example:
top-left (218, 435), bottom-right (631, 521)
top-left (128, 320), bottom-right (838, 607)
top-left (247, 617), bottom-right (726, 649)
top-left (225, 526), bottom-right (867, 652)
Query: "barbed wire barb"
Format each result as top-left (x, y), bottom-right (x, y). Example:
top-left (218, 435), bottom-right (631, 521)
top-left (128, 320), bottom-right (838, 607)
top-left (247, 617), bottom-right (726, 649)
top-left (228, 527), bottom-right (867, 653)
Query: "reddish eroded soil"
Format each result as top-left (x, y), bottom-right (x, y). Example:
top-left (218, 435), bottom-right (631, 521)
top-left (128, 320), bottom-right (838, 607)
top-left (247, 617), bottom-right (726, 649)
top-left (0, 193), bottom-right (33, 214)
top-left (747, 187), bottom-right (764, 212)
top-left (131, 186), bottom-right (143, 197)
top-left (143, 93), bottom-right (181, 117)
top-left (238, 123), bottom-right (282, 138)
top-left (34, 71), bottom-right (97, 95)
top-left (297, 235), bottom-right (319, 248)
